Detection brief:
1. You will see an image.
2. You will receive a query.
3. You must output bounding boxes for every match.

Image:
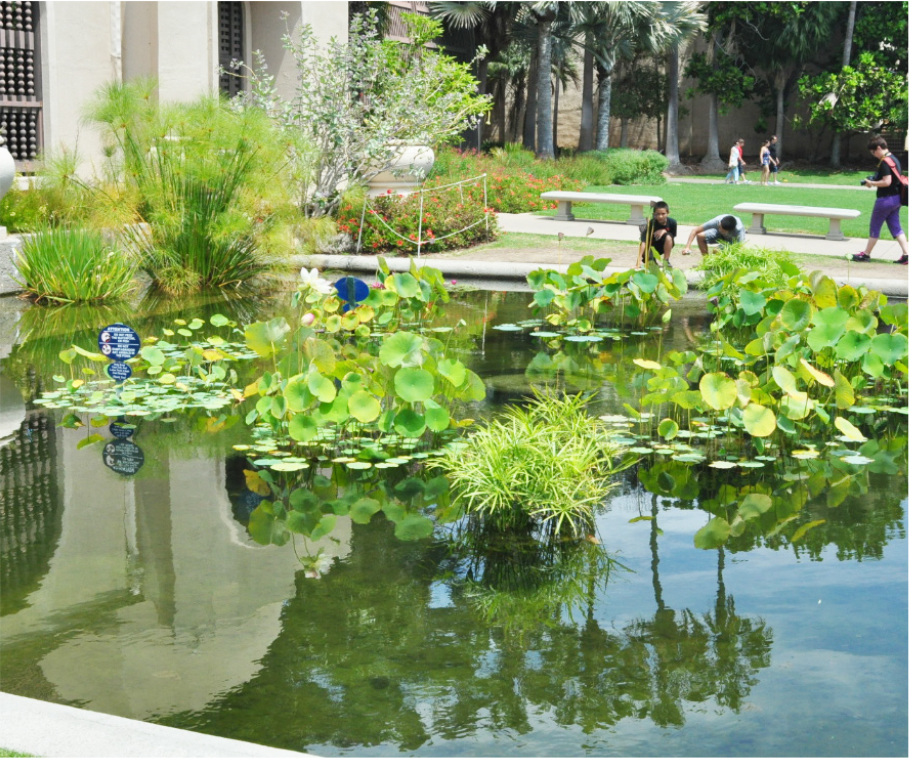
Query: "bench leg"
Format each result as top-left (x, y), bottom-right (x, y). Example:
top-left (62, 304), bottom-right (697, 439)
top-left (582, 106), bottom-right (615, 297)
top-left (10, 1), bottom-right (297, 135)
top-left (747, 213), bottom-right (766, 235)
top-left (553, 201), bottom-right (575, 221)
top-left (825, 218), bottom-right (846, 241)
top-left (626, 204), bottom-right (647, 225)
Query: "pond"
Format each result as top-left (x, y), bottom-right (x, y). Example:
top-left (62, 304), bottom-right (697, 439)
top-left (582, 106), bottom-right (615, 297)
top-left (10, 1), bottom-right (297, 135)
top-left (0, 282), bottom-right (907, 758)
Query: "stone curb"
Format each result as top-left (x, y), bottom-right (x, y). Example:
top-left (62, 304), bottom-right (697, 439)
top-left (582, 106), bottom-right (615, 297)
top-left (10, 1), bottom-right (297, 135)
top-left (0, 692), bottom-right (313, 758)
top-left (296, 253), bottom-right (909, 298)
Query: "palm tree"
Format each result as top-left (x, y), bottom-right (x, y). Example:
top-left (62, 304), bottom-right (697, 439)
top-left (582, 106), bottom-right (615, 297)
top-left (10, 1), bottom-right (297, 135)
top-left (525, 2), bottom-right (561, 159)
top-left (830, 1), bottom-right (858, 167)
top-left (657, 1), bottom-right (707, 172)
top-left (428, 2), bottom-right (519, 148)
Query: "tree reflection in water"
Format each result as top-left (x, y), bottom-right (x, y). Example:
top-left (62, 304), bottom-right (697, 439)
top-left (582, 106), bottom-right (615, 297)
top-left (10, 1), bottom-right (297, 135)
top-left (159, 505), bottom-right (773, 752)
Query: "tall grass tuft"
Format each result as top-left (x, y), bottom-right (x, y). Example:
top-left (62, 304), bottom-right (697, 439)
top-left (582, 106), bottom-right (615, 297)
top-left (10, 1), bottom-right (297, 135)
top-left (86, 79), bottom-right (293, 295)
top-left (432, 391), bottom-right (629, 539)
top-left (15, 226), bottom-right (136, 303)
top-left (695, 243), bottom-right (798, 290)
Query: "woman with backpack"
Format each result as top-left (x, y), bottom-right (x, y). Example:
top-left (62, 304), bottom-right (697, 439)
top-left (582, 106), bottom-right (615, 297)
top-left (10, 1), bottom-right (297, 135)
top-left (852, 136), bottom-right (908, 265)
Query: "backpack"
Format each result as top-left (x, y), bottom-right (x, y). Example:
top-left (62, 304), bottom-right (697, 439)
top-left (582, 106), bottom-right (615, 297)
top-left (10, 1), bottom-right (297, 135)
top-left (883, 155), bottom-right (909, 207)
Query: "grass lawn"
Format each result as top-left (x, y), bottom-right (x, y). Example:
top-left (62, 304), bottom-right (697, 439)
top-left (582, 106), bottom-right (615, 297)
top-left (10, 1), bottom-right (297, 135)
top-left (538, 181), bottom-right (908, 239)
top-left (0, 750), bottom-right (32, 757)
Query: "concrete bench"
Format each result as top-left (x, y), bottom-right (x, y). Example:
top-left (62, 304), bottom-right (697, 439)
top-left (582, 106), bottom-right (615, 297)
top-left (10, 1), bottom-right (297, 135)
top-left (733, 202), bottom-right (861, 241)
top-left (541, 191), bottom-right (663, 225)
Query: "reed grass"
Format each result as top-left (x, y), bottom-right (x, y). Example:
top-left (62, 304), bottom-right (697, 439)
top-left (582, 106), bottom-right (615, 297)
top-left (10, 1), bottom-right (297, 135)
top-left (14, 227), bottom-right (136, 303)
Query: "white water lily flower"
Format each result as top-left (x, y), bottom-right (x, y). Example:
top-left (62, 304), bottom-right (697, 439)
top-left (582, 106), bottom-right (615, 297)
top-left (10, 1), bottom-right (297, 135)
top-left (300, 267), bottom-right (334, 295)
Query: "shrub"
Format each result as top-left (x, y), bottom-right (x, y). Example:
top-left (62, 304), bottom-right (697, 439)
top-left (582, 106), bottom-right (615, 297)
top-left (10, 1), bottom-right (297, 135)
top-left (86, 80), bottom-right (293, 294)
top-left (599, 148), bottom-right (668, 185)
top-left (355, 183), bottom-right (497, 254)
top-left (15, 226), bottom-right (137, 303)
top-left (432, 391), bottom-right (628, 539)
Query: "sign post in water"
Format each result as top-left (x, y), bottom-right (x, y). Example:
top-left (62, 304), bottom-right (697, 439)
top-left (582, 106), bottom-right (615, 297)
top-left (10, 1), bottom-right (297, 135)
top-left (98, 323), bottom-right (141, 382)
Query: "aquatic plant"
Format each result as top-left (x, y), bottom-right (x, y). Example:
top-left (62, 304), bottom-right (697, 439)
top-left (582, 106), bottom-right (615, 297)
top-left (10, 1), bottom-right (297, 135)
top-left (432, 391), bottom-right (632, 538)
top-left (527, 255), bottom-right (688, 330)
top-left (14, 226), bottom-right (137, 304)
top-left (85, 79), bottom-right (293, 294)
top-left (693, 242), bottom-right (798, 292)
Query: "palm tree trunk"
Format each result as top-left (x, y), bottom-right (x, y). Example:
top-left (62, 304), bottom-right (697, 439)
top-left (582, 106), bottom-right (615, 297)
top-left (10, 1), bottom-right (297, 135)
top-left (475, 59), bottom-right (489, 150)
top-left (552, 76), bottom-right (560, 152)
top-left (578, 37), bottom-right (594, 152)
top-left (523, 49), bottom-right (538, 150)
top-left (536, 15), bottom-right (555, 159)
top-left (775, 83), bottom-right (785, 159)
top-left (700, 92), bottom-right (726, 170)
top-left (620, 118), bottom-right (628, 148)
top-left (595, 64), bottom-right (612, 151)
top-left (494, 79), bottom-right (506, 144)
top-left (830, 0), bottom-right (857, 167)
top-left (664, 45), bottom-right (683, 171)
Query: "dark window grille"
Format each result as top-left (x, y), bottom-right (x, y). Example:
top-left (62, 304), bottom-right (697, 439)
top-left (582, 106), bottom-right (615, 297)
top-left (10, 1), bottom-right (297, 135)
top-left (218, 1), bottom-right (244, 98)
top-left (0, 1), bottom-right (41, 167)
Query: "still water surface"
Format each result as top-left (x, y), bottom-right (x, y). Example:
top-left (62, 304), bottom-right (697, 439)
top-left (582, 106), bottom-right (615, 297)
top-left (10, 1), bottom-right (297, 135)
top-left (0, 289), bottom-right (907, 757)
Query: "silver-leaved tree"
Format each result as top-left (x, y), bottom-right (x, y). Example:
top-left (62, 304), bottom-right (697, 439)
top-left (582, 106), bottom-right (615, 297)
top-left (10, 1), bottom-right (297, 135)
top-left (239, 11), bottom-right (491, 218)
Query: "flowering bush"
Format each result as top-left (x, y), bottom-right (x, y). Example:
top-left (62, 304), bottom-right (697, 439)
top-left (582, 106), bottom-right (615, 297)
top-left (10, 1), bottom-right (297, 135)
top-left (429, 147), bottom-right (582, 214)
top-left (351, 186), bottom-right (497, 254)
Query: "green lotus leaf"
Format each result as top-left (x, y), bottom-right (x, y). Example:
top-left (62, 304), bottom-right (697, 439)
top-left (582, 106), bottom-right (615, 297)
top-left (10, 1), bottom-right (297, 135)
top-left (657, 418), bottom-right (679, 440)
top-left (310, 514), bottom-right (337, 542)
top-left (319, 392), bottom-right (350, 424)
top-left (210, 313), bottom-right (230, 327)
top-left (871, 333), bottom-right (908, 365)
top-left (389, 272), bottom-right (420, 298)
top-left (778, 299), bottom-right (812, 331)
top-left (248, 502), bottom-right (289, 546)
top-left (424, 399), bottom-right (451, 432)
top-left (394, 514), bottom-right (435, 541)
top-left (437, 358), bottom-right (467, 387)
top-left (350, 497), bottom-right (382, 524)
top-left (737, 493), bottom-right (773, 520)
top-left (631, 271), bottom-right (658, 294)
top-left (288, 413), bottom-right (318, 442)
top-left (742, 403), bottom-right (776, 437)
top-left (699, 372), bottom-right (738, 411)
top-left (834, 331), bottom-right (871, 362)
top-left (811, 276), bottom-right (837, 309)
top-left (811, 306), bottom-right (849, 329)
top-left (394, 407), bottom-right (427, 438)
top-left (304, 338), bottom-right (336, 375)
top-left (834, 369), bottom-right (855, 410)
top-left (308, 372), bottom-right (337, 403)
top-left (140, 346), bottom-right (165, 366)
top-left (245, 318), bottom-right (290, 358)
top-left (458, 370), bottom-right (487, 402)
top-left (837, 285), bottom-right (859, 311)
top-left (341, 311), bottom-right (360, 331)
top-left (348, 390), bottom-right (381, 423)
top-left (780, 392), bottom-right (811, 420)
top-left (806, 322), bottom-right (845, 352)
top-left (380, 331), bottom-right (425, 368)
top-left (879, 303), bottom-right (908, 330)
top-left (394, 368), bottom-right (435, 403)
top-left (834, 416), bottom-right (867, 441)
top-left (694, 516), bottom-right (731, 549)
top-left (861, 351), bottom-right (884, 378)
top-left (738, 289), bottom-right (767, 316)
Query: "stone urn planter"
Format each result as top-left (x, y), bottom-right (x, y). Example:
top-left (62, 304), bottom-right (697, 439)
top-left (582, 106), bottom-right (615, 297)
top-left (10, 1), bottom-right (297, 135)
top-left (0, 141), bottom-right (14, 202)
top-left (366, 144), bottom-right (434, 198)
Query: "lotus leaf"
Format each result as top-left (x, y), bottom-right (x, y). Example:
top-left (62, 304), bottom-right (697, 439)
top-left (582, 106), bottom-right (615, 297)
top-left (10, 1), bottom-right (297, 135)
top-left (799, 358), bottom-right (834, 387)
top-left (871, 333), bottom-right (908, 365)
top-left (834, 416), bottom-right (867, 441)
top-left (694, 516), bottom-right (731, 549)
top-left (699, 372), bottom-right (738, 410)
top-left (348, 390), bottom-right (381, 423)
top-left (778, 299), bottom-right (812, 331)
top-left (657, 418), bottom-right (679, 440)
top-left (738, 493), bottom-right (773, 520)
top-left (424, 399), bottom-right (450, 432)
top-left (394, 368), bottom-right (435, 403)
top-left (742, 403), bottom-right (776, 437)
top-left (394, 514), bottom-right (435, 541)
top-left (380, 332), bottom-right (425, 368)
top-left (739, 289), bottom-right (767, 316)
top-left (780, 392), bottom-right (811, 420)
top-left (833, 370), bottom-right (855, 410)
top-left (289, 413), bottom-right (318, 442)
top-left (437, 358), bottom-right (467, 387)
top-left (835, 332), bottom-right (871, 362)
top-left (394, 408), bottom-right (427, 438)
top-left (307, 371), bottom-right (337, 403)
top-left (248, 502), bottom-right (289, 546)
top-left (140, 346), bottom-right (165, 365)
top-left (811, 275), bottom-right (837, 308)
top-left (245, 318), bottom-right (290, 358)
top-left (861, 351), bottom-right (884, 378)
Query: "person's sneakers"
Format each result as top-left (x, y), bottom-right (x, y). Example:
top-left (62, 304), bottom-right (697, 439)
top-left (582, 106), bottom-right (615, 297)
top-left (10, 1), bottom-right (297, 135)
top-left (851, 252), bottom-right (871, 262)
top-left (773, 180), bottom-right (781, 185)
top-left (895, 255), bottom-right (908, 265)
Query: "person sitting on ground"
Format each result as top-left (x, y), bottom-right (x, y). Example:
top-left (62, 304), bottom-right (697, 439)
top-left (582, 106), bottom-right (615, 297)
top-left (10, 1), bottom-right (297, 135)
top-left (636, 201), bottom-right (677, 269)
top-left (681, 214), bottom-right (746, 256)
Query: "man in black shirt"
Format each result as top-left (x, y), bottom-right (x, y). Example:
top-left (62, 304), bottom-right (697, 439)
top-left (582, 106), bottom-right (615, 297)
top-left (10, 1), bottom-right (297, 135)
top-left (637, 201), bottom-right (677, 269)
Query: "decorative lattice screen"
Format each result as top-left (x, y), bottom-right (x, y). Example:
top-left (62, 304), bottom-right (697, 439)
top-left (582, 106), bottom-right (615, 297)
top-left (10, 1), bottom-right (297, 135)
top-left (0, 1), bottom-right (40, 166)
top-left (218, 1), bottom-right (244, 98)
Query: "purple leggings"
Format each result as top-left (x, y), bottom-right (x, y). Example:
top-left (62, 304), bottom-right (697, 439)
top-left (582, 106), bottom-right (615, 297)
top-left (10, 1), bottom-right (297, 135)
top-left (870, 194), bottom-right (904, 238)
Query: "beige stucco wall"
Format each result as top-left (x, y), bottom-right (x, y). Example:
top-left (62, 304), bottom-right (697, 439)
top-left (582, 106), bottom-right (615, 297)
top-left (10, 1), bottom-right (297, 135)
top-left (38, 1), bottom-right (350, 174)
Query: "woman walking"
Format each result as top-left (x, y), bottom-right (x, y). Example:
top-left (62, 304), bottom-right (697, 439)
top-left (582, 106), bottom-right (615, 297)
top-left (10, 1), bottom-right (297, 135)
top-left (852, 136), bottom-right (908, 265)
top-left (725, 139), bottom-right (744, 184)
top-left (759, 139), bottom-right (771, 185)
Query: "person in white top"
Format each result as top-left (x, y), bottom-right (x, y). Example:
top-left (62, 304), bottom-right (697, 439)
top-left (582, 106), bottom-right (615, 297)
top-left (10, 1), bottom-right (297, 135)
top-left (725, 139), bottom-right (744, 184)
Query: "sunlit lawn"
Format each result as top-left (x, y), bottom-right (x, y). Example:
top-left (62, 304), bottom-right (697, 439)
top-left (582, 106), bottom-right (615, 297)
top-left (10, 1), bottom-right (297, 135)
top-left (535, 180), bottom-right (908, 239)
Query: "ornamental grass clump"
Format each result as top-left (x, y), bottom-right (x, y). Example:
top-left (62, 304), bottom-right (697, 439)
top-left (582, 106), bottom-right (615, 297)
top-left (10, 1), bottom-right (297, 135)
top-left (433, 392), bottom-right (629, 539)
top-left (86, 79), bottom-right (293, 295)
top-left (15, 226), bottom-right (136, 304)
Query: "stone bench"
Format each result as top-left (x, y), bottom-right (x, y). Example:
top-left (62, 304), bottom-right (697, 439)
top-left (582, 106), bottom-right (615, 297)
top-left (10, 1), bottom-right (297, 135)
top-left (540, 191), bottom-right (664, 225)
top-left (733, 202), bottom-right (861, 241)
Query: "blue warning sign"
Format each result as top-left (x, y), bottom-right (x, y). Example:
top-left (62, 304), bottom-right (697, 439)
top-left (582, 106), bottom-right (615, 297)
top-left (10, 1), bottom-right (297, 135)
top-left (98, 324), bottom-right (141, 362)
